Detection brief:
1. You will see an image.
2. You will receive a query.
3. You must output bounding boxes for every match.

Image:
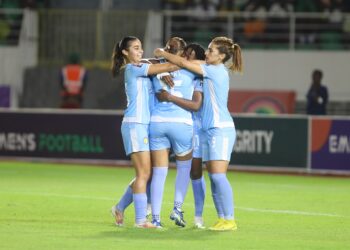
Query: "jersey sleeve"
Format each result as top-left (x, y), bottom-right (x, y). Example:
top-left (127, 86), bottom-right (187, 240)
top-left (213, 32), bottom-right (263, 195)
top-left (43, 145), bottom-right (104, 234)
top-left (200, 64), bottom-right (213, 79)
top-left (194, 78), bottom-right (203, 92)
top-left (127, 63), bottom-right (150, 77)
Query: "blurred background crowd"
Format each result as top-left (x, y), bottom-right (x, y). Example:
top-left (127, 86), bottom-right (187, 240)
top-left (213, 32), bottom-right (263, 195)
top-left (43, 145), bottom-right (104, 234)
top-left (0, 0), bottom-right (349, 116)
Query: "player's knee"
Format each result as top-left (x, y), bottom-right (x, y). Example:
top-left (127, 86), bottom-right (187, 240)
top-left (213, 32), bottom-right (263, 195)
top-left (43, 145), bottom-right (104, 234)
top-left (191, 168), bottom-right (202, 180)
top-left (137, 169), bottom-right (151, 181)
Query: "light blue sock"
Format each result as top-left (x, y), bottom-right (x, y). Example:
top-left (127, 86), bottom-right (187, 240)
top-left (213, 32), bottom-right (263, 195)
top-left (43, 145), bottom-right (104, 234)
top-left (210, 173), bottom-right (234, 220)
top-left (116, 185), bottom-right (133, 211)
top-left (151, 167), bottom-right (168, 221)
top-left (192, 176), bottom-right (206, 217)
top-left (208, 173), bottom-right (224, 218)
top-left (174, 159), bottom-right (192, 210)
top-left (133, 193), bottom-right (147, 224)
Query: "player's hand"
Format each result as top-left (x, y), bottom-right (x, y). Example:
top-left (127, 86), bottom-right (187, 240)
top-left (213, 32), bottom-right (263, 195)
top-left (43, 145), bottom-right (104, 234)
top-left (156, 90), bottom-right (171, 102)
top-left (161, 75), bottom-right (174, 88)
top-left (154, 48), bottom-right (164, 58)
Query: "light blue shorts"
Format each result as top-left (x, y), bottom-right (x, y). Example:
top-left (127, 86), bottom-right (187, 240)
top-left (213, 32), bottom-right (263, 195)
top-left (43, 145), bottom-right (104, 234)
top-left (149, 122), bottom-right (193, 156)
top-left (121, 122), bottom-right (150, 156)
top-left (202, 127), bottom-right (236, 162)
top-left (193, 121), bottom-right (204, 158)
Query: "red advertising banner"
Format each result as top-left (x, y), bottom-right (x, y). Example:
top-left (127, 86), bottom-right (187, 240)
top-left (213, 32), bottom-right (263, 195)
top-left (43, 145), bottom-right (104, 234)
top-left (228, 90), bottom-right (296, 114)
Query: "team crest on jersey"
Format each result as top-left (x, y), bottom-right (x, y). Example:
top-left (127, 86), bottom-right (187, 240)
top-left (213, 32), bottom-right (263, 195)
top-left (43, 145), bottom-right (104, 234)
top-left (143, 137), bottom-right (149, 144)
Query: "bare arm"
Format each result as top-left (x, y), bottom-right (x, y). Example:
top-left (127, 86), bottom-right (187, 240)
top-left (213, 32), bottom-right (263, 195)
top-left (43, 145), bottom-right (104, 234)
top-left (156, 90), bottom-right (203, 111)
top-left (147, 62), bottom-right (179, 75)
top-left (142, 59), bottom-right (175, 87)
top-left (154, 49), bottom-right (204, 76)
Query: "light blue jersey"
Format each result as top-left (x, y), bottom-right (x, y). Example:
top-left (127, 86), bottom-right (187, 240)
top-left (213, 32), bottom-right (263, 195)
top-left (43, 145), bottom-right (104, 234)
top-left (151, 69), bottom-right (196, 125)
top-left (192, 78), bottom-right (203, 128)
top-left (192, 78), bottom-right (203, 158)
top-left (149, 69), bottom-right (196, 155)
top-left (200, 64), bottom-right (234, 130)
top-left (122, 63), bottom-right (153, 124)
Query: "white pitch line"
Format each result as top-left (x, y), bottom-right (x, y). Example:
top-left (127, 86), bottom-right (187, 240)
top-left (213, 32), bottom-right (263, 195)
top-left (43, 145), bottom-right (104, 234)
top-left (0, 190), bottom-right (348, 218)
top-left (234, 206), bottom-right (345, 218)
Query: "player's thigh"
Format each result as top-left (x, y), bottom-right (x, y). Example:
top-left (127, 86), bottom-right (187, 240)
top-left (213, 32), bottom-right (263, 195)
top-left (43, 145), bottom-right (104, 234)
top-left (151, 149), bottom-right (169, 167)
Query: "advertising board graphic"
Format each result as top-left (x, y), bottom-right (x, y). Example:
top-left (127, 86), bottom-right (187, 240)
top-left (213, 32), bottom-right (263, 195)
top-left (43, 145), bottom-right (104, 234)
top-left (0, 86), bottom-right (10, 108)
top-left (4, 111), bottom-right (349, 173)
top-left (227, 90), bottom-right (296, 114)
top-left (0, 112), bottom-right (127, 160)
top-left (311, 118), bottom-right (350, 171)
top-left (231, 116), bottom-right (308, 168)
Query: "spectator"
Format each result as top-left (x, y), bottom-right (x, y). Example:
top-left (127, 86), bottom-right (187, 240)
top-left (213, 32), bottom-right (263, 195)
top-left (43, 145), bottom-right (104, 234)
top-left (60, 53), bottom-right (87, 109)
top-left (242, 1), bottom-right (268, 45)
top-left (318, 0), bottom-right (344, 23)
top-left (189, 0), bottom-right (219, 19)
top-left (241, 0), bottom-right (268, 11)
top-left (306, 69), bottom-right (329, 115)
top-left (269, 0), bottom-right (294, 18)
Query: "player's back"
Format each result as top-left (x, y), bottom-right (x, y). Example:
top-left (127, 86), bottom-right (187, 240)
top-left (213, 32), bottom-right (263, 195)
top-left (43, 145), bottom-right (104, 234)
top-left (151, 69), bottom-right (196, 125)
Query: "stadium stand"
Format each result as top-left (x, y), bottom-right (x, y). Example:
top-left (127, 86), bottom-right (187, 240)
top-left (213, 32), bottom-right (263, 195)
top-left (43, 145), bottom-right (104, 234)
top-left (1, 0), bottom-right (349, 115)
top-left (0, 6), bottom-right (23, 46)
top-left (162, 0), bottom-right (350, 50)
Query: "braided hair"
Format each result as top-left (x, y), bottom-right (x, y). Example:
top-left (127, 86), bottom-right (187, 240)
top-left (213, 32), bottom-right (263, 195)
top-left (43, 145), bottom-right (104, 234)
top-left (184, 43), bottom-right (205, 60)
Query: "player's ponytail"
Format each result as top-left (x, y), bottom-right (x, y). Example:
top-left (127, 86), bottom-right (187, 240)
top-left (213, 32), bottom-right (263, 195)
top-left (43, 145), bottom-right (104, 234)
top-left (230, 43), bottom-right (243, 73)
top-left (111, 42), bottom-right (123, 77)
top-left (212, 36), bottom-right (243, 73)
top-left (111, 36), bottom-right (138, 77)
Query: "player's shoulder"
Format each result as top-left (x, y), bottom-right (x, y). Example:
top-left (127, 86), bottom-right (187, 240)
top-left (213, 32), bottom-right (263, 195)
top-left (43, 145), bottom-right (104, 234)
top-left (205, 63), bottom-right (227, 74)
top-left (131, 63), bottom-right (144, 67)
top-left (125, 63), bottom-right (145, 71)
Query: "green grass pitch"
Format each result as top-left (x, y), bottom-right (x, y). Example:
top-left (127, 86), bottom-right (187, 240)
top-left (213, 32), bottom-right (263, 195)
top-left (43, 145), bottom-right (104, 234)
top-left (0, 161), bottom-right (349, 250)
